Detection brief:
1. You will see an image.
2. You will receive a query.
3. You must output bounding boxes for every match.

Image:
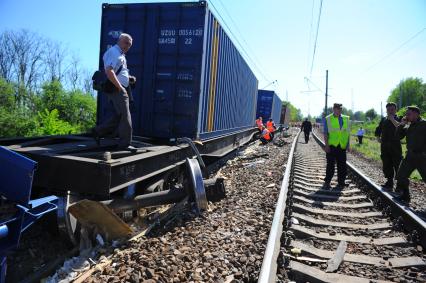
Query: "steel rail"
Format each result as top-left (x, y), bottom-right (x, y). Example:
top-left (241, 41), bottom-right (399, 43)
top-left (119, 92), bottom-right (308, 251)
top-left (312, 131), bottom-right (426, 248)
top-left (258, 130), bottom-right (300, 283)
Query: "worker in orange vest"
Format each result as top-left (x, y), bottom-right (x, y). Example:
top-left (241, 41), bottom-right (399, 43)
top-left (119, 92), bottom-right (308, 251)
top-left (260, 126), bottom-right (272, 145)
top-left (266, 118), bottom-right (276, 139)
top-left (255, 117), bottom-right (263, 132)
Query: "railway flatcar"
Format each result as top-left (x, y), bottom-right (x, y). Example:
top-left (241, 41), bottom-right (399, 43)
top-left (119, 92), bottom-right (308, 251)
top-left (0, 1), bottom-right (260, 244)
top-left (256, 90), bottom-right (282, 124)
top-left (98, 1), bottom-right (258, 140)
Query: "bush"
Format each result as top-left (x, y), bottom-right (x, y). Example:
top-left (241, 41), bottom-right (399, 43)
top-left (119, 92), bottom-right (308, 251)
top-left (31, 109), bottom-right (78, 136)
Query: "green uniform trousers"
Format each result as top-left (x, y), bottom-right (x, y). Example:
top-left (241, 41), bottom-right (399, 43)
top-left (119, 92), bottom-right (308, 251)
top-left (381, 142), bottom-right (402, 180)
top-left (396, 153), bottom-right (426, 192)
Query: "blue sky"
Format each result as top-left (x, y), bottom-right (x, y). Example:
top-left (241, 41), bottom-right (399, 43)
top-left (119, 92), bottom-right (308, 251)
top-left (1, 0), bottom-right (425, 117)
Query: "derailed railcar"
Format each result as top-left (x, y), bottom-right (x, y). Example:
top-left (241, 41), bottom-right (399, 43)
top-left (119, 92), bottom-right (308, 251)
top-left (97, 1), bottom-right (258, 140)
top-left (256, 90), bottom-right (282, 124)
top-left (280, 105), bottom-right (290, 128)
top-left (0, 1), bottom-right (260, 245)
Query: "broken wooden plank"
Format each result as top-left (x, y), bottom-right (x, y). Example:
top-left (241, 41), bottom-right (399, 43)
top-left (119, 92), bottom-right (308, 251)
top-left (289, 261), bottom-right (394, 283)
top-left (293, 203), bottom-right (381, 218)
top-left (293, 195), bottom-right (373, 209)
top-left (293, 189), bottom-right (366, 201)
top-left (294, 182), bottom-right (361, 195)
top-left (290, 241), bottom-right (426, 268)
top-left (291, 226), bottom-right (407, 246)
top-left (326, 241), bottom-right (347, 272)
top-left (291, 212), bottom-right (390, 230)
top-left (68, 199), bottom-right (133, 241)
top-left (283, 253), bottom-right (328, 263)
top-left (73, 259), bottom-right (112, 283)
top-left (388, 257), bottom-right (426, 268)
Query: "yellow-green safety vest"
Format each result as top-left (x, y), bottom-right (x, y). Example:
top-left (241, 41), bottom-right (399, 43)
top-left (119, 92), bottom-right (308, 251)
top-left (326, 114), bottom-right (350, 149)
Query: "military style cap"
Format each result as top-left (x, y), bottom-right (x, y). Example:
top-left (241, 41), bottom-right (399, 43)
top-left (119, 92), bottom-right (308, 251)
top-left (385, 102), bottom-right (397, 108)
top-left (407, 105), bottom-right (420, 114)
top-left (333, 103), bottom-right (343, 109)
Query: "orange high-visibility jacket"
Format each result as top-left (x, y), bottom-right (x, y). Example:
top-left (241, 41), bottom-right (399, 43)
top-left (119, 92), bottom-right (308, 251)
top-left (266, 121), bottom-right (275, 132)
top-left (262, 129), bottom-right (271, 140)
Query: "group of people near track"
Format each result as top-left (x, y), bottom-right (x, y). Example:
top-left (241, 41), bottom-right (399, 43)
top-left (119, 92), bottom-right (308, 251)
top-left (299, 102), bottom-right (425, 205)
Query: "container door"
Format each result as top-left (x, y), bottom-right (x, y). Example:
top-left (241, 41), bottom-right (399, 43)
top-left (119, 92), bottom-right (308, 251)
top-left (151, 4), bottom-right (205, 138)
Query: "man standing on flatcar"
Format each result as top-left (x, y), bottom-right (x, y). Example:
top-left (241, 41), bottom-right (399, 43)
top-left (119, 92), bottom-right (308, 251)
top-left (323, 103), bottom-right (351, 189)
top-left (374, 102), bottom-right (402, 190)
top-left (93, 33), bottom-right (137, 151)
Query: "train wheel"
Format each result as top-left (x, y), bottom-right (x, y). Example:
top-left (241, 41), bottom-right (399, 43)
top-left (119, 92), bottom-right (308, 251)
top-left (57, 192), bottom-right (82, 246)
top-left (185, 158), bottom-right (208, 211)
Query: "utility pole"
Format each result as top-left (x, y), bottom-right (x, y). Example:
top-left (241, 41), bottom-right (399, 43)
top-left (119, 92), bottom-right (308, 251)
top-left (351, 88), bottom-right (354, 121)
top-left (380, 101), bottom-right (383, 118)
top-left (286, 89), bottom-right (288, 102)
top-left (324, 70), bottom-right (328, 116)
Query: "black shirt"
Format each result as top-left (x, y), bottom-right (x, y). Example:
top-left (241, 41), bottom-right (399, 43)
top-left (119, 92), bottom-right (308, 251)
top-left (301, 121), bottom-right (312, 133)
top-left (396, 118), bottom-right (426, 153)
top-left (375, 116), bottom-right (401, 143)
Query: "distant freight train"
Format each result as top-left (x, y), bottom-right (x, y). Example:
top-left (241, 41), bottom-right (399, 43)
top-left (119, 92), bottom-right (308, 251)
top-left (256, 90), bottom-right (282, 123)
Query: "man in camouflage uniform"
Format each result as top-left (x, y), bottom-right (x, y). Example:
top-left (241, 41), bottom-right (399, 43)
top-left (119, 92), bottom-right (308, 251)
top-left (395, 106), bottom-right (426, 203)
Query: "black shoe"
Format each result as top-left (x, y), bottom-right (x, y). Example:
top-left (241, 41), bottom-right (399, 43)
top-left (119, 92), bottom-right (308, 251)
top-left (382, 179), bottom-right (394, 190)
top-left (322, 182), bottom-right (331, 189)
top-left (394, 189), bottom-right (410, 204)
top-left (395, 194), bottom-right (411, 204)
top-left (91, 128), bottom-right (100, 146)
top-left (337, 183), bottom-right (346, 189)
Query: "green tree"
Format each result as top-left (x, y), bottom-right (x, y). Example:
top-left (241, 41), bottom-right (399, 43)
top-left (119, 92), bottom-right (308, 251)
top-left (282, 101), bottom-right (302, 121)
top-left (0, 77), bottom-right (15, 108)
top-left (388, 77), bottom-right (426, 113)
top-left (353, 111), bottom-right (366, 121)
top-left (31, 109), bottom-right (77, 136)
top-left (365, 108), bottom-right (377, 120)
top-left (64, 90), bottom-right (97, 131)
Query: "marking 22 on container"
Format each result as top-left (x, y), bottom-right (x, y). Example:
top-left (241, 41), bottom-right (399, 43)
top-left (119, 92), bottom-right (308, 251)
top-left (158, 28), bottom-right (203, 45)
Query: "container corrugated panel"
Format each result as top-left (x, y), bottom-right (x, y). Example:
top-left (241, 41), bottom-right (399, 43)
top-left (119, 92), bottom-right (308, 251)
top-left (256, 90), bottom-right (282, 123)
top-left (97, 1), bottom-right (258, 140)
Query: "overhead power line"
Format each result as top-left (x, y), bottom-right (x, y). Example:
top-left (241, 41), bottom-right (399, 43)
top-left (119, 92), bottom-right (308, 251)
top-left (363, 27), bottom-right (426, 73)
top-left (309, 0), bottom-right (324, 77)
top-left (307, 0), bottom-right (316, 73)
top-left (208, 0), bottom-right (271, 82)
top-left (215, 0), bottom-right (271, 82)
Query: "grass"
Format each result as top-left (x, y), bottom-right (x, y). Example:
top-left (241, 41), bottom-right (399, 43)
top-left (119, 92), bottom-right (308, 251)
top-left (351, 122), bottom-right (421, 180)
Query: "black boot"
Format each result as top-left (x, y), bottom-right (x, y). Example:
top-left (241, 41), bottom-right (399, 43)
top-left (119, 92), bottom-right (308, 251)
top-left (394, 189), bottom-right (410, 204)
top-left (382, 179), bottom-right (393, 190)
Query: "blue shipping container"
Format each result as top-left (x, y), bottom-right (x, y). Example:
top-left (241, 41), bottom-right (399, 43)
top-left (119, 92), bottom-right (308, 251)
top-left (97, 1), bottom-right (258, 140)
top-left (256, 90), bottom-right (282, 124)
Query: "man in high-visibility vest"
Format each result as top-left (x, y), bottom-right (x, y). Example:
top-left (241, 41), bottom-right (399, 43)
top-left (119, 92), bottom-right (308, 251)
top-left (260, 126), bottom-right (272, 145)
top-left (255, 117), bottom-right (263, 132)
top-left (266, 118), bottom-right (276, 139)
top-left (323, 103), bottom-right (351, 188)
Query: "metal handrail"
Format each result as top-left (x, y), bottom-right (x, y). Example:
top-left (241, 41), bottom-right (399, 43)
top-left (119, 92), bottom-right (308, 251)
top-left (258, 130), bottom-right (300, 283)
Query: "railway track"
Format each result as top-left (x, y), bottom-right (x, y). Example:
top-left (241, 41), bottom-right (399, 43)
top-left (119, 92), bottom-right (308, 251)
top-left (260, 131), bottom-right (426, 283)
